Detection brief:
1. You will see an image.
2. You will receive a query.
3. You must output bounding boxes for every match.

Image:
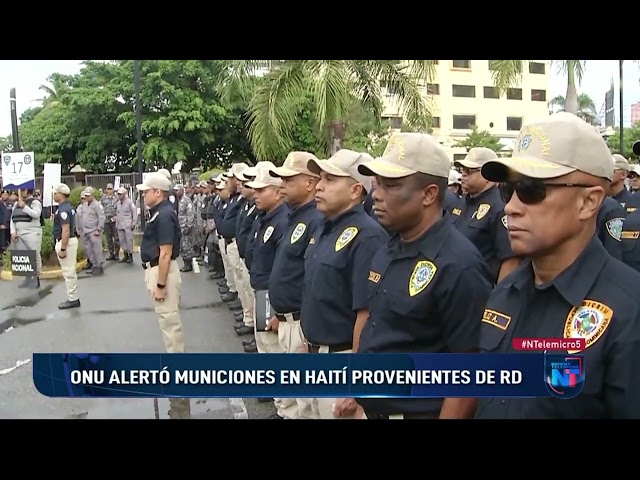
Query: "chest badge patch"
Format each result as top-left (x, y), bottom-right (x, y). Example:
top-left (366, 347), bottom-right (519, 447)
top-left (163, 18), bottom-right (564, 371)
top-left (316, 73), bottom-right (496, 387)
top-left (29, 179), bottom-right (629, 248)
top-left (475, 203), bottom-right (491, 220)
top-left (335, 227), bottom-right (358, 251)
top-left (563, 300), bottom-right (613, 353)
top-left (291, 223), bottom-right (306, 244)
top-left (408, 260), bottom-right (437, 297)
top-left (501, 215), bottom-right (508, 229)
top-left (606, 218), bottom-right (623, 241)
top-left (263, 226), bottom-right (274, 243)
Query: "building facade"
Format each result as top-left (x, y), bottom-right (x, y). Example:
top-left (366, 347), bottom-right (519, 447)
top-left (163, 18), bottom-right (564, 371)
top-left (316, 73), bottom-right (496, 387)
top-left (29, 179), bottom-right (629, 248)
top-left (631, 102), bottom-right (640, 125)
top-left (382, 60), bottom-right (551, 161)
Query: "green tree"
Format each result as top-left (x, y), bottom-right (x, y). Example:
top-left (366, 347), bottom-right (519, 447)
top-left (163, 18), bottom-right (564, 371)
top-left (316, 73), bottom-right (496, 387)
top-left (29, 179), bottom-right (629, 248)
top-left (607, 123), bottom-right (640, 161)
top-left (453, 126), bottom-right (505, 153)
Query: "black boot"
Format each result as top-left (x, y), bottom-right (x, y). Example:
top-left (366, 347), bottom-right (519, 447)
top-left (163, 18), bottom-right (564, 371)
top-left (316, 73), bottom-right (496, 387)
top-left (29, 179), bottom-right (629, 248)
top-left (59, 299), bottom-right (81, 309)
top-left (106, 253), bottom-right (117, 261)
top-left (180, 261), bottom-right (193, 272)
top-left (126, 253), bottom-right (133, 263)
top-left (18, 276), bottom-right (39, 289)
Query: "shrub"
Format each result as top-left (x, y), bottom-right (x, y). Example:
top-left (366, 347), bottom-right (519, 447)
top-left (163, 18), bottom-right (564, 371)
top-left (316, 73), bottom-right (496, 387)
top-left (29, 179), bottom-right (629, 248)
top-left (69, 185), bottom-right (103, 208)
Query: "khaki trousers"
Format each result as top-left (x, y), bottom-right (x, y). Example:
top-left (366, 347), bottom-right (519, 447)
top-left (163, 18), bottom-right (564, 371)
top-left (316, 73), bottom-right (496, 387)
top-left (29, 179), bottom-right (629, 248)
top-left (55, 238), bottom-right (79, 301)
top-left (227, 241), bottom-right (254, 326)
top-left (217, 235), bottom-right (236, 292)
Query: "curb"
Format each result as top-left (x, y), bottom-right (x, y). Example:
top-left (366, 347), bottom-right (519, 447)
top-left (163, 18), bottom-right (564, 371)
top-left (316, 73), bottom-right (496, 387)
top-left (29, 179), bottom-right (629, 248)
top-left (1, 259), bottom-right (88, 281)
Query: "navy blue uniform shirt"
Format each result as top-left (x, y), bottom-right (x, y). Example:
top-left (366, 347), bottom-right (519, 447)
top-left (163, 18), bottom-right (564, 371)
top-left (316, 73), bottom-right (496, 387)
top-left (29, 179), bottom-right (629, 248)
top-left (234, 197), bottom-right (248, 237)
top-left (621, 207), bottom-right (640, 271)
top-left (140, 199), bottom-right (181, 262)
top-left (244, 213), bottom-right (262, 271)
top-left (301, 204), bottom-right (388, 346)
top-left (167, 188), bottom-right (179, 214)
top-left (453, 186), bottom-right (514, 282)
top-left (214, 198), bottom-right (227, 234)
top-left (52, 201), bottom-right (76, 241)
top-left (219, 194), bottom-right (242, 239)
top-left (358, 215), bottom-right (492, 416)
top-left (268, 201), bottom-right (324, 313)
top-left (249, 203), bottom-right (289, 291)
top-left (237, 200), bottom-right (259, 259)
top-left (596, 196), bottom-right (625, 260)
top-left (476, 238), bottom-right (640, 419)
top-left (442, 189), bottom-right (461, 217)
top-left (613, 187), bottom-right (634, 215)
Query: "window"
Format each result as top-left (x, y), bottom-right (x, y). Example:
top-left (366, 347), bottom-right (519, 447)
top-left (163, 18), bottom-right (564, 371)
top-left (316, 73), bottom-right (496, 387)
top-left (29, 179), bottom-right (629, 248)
top-left (507, 88), bottom-right (522, 100)
top-left (427, 83), bottom-right (440, 95)
top-left (452, 85), bottom-right (476, 98)
top-left (531, 89), bottom-right (547, 102)
top-left (431, 117), bottom-right (441, 128)
top-left (529, 62), bottom-right (546, 74)
top-left (453, 154), bottom-right (467, 161)
top-left (453, 115), bottom-right (476, 130)
top-left (452, 60), bottom-right (471, 69)
top-left (390, 116), bottom-right (403, 129)
top-left (507, 117), bottom-right (523, 131)
top-left (484, 86), bottom-right (499, 99)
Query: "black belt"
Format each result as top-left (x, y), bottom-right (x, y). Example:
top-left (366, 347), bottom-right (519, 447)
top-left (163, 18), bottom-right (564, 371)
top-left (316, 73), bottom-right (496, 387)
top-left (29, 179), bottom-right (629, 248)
top-left (307, 343), bottom-right (352, 353)
top-left (366, 412), bottom-right (439, 420)
top-left (275, 312), bottom-right (301, 322)
top-left (141, 259), bottom-right (159, 269)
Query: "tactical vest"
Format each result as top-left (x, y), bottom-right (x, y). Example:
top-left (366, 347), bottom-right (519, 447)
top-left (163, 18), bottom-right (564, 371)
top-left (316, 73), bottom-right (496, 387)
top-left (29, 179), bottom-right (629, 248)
top-left (12, 197), bottom-right (44, 226)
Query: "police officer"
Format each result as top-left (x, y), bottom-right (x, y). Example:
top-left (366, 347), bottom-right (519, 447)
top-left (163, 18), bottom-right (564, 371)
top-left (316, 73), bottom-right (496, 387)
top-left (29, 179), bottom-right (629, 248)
top-left (267, 152), bottom-right (324, 419)
top-left (76, 191), bottom-right (92, 271)
top-left (453, 147), bottom-right (521, 283)
top-left (476, 112), bottom-right (640, 419)
top-left (176, 184), bottom-right (196, 272)
top-left (81, 188), bottom-right (106, 275)
top-left (10, 188), bottom-right (43, 288)
top-left (350, 132), bottom-right (492, 420)
top-left (621, 206), bottom-right (640, 271)
top-left (101, 183), bottom-right (120, 261)
top-left (443, 168), bottom-right (462, 215)
top-left (205, 176), bottom-right (224, 279)
top-left (136, 172), bottom-right (190, 419)
top-left (302, 149), bottom-right (388, 420)
top-left (158, 169), bottom-right (179, 214)
top-left (115, 186), bottom-right (137, 263)
top-left (611, 154), bottom-right (633, 211)
top-left (214, 178), bottom-right (235, 297)
top-left (52, 184), bottom-right (81, 310)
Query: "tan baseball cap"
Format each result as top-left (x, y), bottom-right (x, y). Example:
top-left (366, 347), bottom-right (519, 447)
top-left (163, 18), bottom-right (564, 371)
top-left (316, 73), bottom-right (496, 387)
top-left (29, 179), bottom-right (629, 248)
top-left (454, 147), bottom-right (498, 170)
top-left (270, 152), bottom-right (320, 178)
top-left (54, 183), bottom-right (71, 195)
top-left (448, 169), bottom-right (462, 185)
top-left (612, 154), bottom-right (630, 172)
top-left (158, 168), bottom-right (172, 180)
top-left (245, 166), bottom-right (283, 189)
top-left (482, 112), bottom-right (614, 182)
top-left (136, 172), bottom-right (172, 192)
top-left (239, 161), bottom-right (276, 182)
top-left (106, 183), bottom-right (114, 189)
top-left (308, 149), bottom-right (374, 193)
top-left (358, 133), bottom-right (451, 179)
top-left (117, 187), bottom-right (127, 194)
top-left (230, 162), bottom-right (249, 179)
top-left (80, 191), bottom-right (88, 198)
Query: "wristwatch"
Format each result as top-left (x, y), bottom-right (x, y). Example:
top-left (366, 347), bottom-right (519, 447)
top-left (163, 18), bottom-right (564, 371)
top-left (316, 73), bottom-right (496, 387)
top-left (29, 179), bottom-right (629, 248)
top-left (157, 283), bottom-right (165, 289)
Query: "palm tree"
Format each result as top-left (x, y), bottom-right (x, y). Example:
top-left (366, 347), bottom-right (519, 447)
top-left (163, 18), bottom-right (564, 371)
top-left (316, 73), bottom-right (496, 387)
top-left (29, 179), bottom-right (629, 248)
top-left (489, 61), bottom-right (585, 116)
top-left (548, 93), bottom-right (598, 124)
top-left (216, 60), bottom-right (437, 161)
top-left (37, 73), bottom-right (71, 108)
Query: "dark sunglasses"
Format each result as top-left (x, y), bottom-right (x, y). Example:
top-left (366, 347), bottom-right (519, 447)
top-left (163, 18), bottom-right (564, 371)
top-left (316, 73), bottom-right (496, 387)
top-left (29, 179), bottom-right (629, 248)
top-left (499, 180), bottom-right (595, 205)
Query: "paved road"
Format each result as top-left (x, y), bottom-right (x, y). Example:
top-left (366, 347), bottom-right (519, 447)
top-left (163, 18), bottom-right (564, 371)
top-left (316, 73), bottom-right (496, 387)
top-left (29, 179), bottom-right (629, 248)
top-left (0, 256), bottom-right (276, 419)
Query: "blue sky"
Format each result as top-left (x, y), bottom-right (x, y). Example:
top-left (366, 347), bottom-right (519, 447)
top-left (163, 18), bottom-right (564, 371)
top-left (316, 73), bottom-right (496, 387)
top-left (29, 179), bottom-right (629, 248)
top-left (0, 60), bottom-right (639, 137)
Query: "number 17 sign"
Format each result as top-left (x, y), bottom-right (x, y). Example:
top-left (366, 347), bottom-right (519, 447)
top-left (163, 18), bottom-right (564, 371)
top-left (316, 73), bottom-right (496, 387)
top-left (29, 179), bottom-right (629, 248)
top-left (1, 152), bottom-right (36, 190)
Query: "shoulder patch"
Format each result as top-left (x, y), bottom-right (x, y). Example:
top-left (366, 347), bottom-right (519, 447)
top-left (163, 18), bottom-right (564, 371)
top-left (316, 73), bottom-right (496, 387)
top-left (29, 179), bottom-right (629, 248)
top-left (291, 223), bottom-right (306, 244)
top-left (482, 309), bottom-right (511, 330)
top-left (475, 203), bottom-right (491, 220)
top-left (335, 227), bottom-right (358, 251)
top-left (606, 218), bottom-right (624, 241)
top-left (408, 260), bottom-right (437, 297)
top-left (263, 225), bottom-right (275, 243)
top-left (169, 195), bottom-right (176, 204)
top-left (60, 212), bottom-right (68, 220)
top-left (501, 215), bottom-right (508, 229)
top-left (368, 271), bottom-right (381, 283)
top-left (452, 208), bottom-right (461, 216)
top-left (564, 300), bottom-right (613, 353)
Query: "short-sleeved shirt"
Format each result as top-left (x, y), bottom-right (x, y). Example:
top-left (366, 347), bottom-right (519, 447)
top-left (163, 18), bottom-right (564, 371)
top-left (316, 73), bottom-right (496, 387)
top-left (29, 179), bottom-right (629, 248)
top-left (452, 186), bottom-right (514, 281)
top-left (53, 201), bottom-right (76, 241)
top-left (613, 187), bottom-right (634, 214)
top-left (268, 201), bottom-right (324, 313)
top-left (249, 203), bottom-right (290, 291)
top-left (358, 216), bottom-right (493, 416)
top-left (301, 204), bottom-right (389, 346)
top-left (596, 196), bottom-right (625, 260)
top-left (621, 208), bottom-right (640, 272)
top-left (476, 238), bottom-right (640, 419)
top-left (140, 199), bottom-right (181, 262)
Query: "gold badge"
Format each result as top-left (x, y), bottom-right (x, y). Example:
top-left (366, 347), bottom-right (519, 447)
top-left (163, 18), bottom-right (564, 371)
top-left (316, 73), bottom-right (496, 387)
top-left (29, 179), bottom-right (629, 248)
top-left (335, 227), bottom-right (358, 251)
top-left (290, 223), bottom-right (306, 244)
top-left (368, 271), bottom-right (381, 283)
top-left (627, 207), bottom-right (637, 213)
top-left (263, 226), bottom-right (274, 243)
top-left (482, 309), bottom-right (511, 330)
top-left (622, 231), bottom-right (640, 239)
top-left (408, 260), bottom-right (437, 297)
top-left (563, 300), bottom-right (613, 353)
top-left (501, 215), bottom-right (508, 229)
top-left (452, 208), bottom-right (461, 216)
top-left (474, 203), bottom-right (491, 220)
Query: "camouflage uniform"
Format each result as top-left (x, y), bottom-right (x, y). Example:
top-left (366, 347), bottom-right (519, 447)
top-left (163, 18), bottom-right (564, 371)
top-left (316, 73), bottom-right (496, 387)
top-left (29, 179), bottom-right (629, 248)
top-left (178, 194), bottom-right (196, 267)
top-left (101, 193), bottom-right (120, 259)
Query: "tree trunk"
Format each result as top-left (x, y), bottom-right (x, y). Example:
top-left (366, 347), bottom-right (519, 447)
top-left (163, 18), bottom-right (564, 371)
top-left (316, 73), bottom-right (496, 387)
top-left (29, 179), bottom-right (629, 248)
top-left (329, 121), bottom-right (345, 155)
top-left (564, 61), bottom-right (579, 115)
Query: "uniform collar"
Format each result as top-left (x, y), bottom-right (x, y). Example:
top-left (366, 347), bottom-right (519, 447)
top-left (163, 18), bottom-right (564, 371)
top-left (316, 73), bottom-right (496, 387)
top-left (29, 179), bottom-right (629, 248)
top-left (464, 185), bottom-right (498, 205)
top-left (262, 202), bottom-right (287, 222)
top-left (388, 214), bottom-right (449, 260)
top-left (508, 237), bottom-right (608, 307)
top-left (288, 199), bottom-right (316, 221)
top-left (150, 199), bottom-right (170, 214)
top-left (323, 204), bottom-right (365, 233)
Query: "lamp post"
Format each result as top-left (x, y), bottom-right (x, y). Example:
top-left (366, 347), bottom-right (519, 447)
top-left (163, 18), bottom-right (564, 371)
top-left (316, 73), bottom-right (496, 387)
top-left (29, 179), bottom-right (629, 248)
top-left (134, 60), bottom-right (145, 228)
top-left (619, 60), bottom-right (624, 155)
top-left (9, 88), bottom-right (21, 151)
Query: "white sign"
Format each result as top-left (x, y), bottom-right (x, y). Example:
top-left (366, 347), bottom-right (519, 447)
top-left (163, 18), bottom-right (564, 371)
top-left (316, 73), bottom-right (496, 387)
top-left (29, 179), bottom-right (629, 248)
top-left (1, 152), bottom-right (36, 190)
top-left (113, 176), bottom-right (121, 190)
top-left (42, 163), bottom-right (62, 207)
top-left (142, 173), bottom-right (151, 183)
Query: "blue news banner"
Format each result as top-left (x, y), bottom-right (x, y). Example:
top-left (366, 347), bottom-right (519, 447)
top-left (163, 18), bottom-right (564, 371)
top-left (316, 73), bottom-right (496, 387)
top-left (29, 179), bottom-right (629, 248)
top-left (32, 353), bottom-right (586, 399)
